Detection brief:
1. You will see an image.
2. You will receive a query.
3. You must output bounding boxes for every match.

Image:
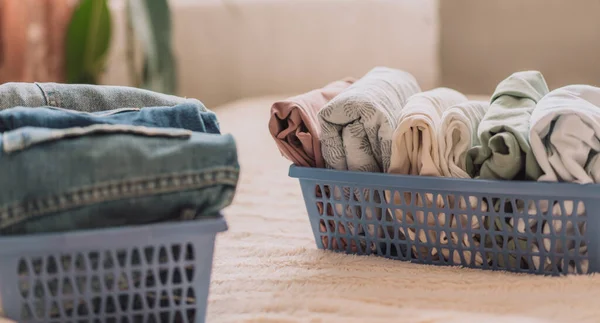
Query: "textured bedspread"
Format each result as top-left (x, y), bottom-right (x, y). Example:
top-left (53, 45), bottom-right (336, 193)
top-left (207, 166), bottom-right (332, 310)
top-left (208, 95), bottom-right (600, 323)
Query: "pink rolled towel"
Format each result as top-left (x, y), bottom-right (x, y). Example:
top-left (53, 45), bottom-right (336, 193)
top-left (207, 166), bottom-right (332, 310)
top-left (269, 78), bottom-right (354, 167)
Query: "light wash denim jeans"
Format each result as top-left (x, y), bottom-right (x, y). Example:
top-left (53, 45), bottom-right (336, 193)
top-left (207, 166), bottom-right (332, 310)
top-left (0, 82), bottom-right (201, 112)
top-left (0, 105), bottom-right (220, 135)
top-left (0, 83), bottom-right (238, 235)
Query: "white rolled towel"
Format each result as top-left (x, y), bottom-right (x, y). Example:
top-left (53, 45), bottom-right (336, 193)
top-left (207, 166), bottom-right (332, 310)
top-left (530, 84), bottom-right (600, 183)
top-left (438, 100), bottom-right (489, 178)
top-left (528, 84), bottom-right (593, 272)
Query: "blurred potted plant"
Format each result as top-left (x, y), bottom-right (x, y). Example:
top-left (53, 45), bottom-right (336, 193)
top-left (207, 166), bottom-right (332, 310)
top-left (65, 0), bottom-right (176, 94)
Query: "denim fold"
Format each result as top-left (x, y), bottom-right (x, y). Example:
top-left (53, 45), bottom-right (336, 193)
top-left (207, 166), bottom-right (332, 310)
top-left (0, 82), bottom-right (202, 112)
top-left (0, 104), bottom-right (220, 134)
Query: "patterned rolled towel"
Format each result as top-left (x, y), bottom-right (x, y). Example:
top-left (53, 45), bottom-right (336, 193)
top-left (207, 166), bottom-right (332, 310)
top-left (386, 88), bottom-right (469, 261)
top-left (438, 101), bottom-right (489, 178)
top-left (269, 78), bottom-right (354, 167)
top-left (318, 67), bottom-right (421, 172)
top-left (467, 71), bottom-right (549, 180)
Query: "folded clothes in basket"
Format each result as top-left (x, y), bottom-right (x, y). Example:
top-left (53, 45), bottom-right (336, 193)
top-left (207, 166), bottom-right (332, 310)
top-left (467, 71), bottom-right (548, 181)
top-left (0, 83), bottom-right (240, 235)
top-left (319, 67), bottom-right (421, 172)
top-left (269, 78), bottom-right (354, 168)
top-left (281, 67), bottom-right (598, 275)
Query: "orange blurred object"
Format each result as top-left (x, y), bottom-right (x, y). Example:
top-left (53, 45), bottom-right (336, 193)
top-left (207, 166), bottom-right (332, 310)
top-left (0, 0), bottom-right (76, 83)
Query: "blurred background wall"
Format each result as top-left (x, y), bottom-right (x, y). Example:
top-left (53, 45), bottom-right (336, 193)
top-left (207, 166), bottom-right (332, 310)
top-left (440, 0), bottom-right (600, 95)
top-left (103, 0), bottom-right (440, 107)
top-left (3, 0), bottom-right (599, 108)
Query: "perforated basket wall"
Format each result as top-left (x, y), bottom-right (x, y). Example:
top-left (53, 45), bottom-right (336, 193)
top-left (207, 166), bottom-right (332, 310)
top-left (289, 166), bottom-right (600, 275)
top-left (0, 217), bottom-right (227, 323)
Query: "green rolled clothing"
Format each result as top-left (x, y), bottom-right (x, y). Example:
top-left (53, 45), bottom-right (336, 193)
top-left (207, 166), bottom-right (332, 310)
top-left (466, 71), bottom-right (549, 180)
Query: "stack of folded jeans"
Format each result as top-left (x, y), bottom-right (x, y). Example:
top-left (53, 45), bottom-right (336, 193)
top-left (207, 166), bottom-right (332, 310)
top-left (0, 82), bottom-right (239, 235)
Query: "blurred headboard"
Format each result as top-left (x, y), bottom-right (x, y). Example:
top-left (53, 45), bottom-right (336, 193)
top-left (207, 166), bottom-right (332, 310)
top-left (103, 0), bottom-right (440, 107)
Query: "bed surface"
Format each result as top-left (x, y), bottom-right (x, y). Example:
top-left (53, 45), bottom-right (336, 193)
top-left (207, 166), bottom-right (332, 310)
top-left (208, 95), bottom-right (598, 323)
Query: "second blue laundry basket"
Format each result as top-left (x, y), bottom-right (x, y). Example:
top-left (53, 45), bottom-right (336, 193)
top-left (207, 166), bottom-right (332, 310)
top-left (289, 165), bottom-right (598, 276)
top-left (0, 216), bottom-right (227, 323)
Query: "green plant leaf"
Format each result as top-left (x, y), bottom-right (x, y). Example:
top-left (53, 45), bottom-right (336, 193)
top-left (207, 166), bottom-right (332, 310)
top-left (65, 0), bottom-right (112, 84)
top-left (126, 0), bottom-right (176, 94)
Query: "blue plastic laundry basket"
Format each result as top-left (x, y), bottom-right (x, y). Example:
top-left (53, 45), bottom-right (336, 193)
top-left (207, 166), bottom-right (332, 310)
top-left (289, 165), bottom-right (600, 276)
top-left (0, 216), bottom-right (227, 323)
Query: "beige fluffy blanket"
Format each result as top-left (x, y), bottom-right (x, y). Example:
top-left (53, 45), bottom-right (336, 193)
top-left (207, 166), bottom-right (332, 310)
top-left (208, 96), bottom-right (600, 323)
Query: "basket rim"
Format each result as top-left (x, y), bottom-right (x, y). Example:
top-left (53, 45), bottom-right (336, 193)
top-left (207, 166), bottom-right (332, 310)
top-left (0, 215), bottom-right (227, 255)
top-left (288, 165), bottom-right (600, 198)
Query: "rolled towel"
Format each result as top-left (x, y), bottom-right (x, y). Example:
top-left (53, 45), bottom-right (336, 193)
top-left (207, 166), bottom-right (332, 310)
top-left (467, 71), bottom-right (549, 180)
top-left (389, 87), bottom-right (468, 176)
top-left (530, 85), bottom-right (600, 183)
top-left (527, 85), bottom-right (599, 273)
top-left (438, 101), bottom-right (489, 178)
top-left (319, 67), bottom-right (421, 172)
top-left (386, 88), bottom-right (469, 261)
top-left (269, 78), bottom-right (354, 168)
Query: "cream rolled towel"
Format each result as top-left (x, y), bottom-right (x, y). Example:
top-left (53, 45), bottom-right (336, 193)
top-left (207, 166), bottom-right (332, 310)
top-left (530, 84), bottom-right (600, 183)
top-left (319, 66), bottom-right (421, 172)
top-left (386, 88), bottom-right (468, 261)
top-left (389, 87), bottom-right (469, 176)
top-left (438, 101), bottom-right (489, 178)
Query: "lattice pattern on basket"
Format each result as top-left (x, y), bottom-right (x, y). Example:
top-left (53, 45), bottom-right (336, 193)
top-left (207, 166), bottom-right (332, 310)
top-left (313, 184), bottom-right (588, 275)
top-left (17, 244), bottom-right (198, 323)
